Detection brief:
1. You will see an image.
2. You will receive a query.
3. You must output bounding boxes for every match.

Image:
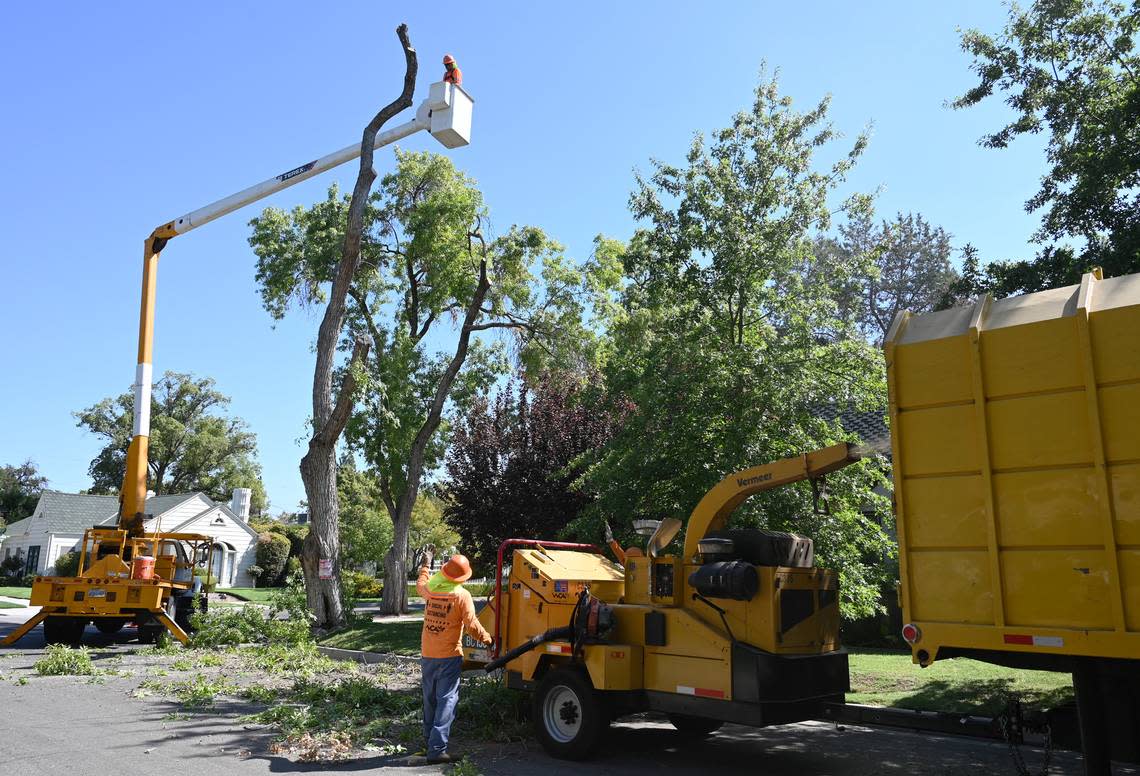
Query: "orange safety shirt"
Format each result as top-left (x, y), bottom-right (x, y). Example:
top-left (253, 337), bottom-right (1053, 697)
top-left (444, 66), bottom-right (463, 85)
top-left (417, 565), bottom-right (490, 659)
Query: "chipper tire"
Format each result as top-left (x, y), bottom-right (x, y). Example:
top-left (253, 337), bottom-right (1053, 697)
top-left (667, 713), bottom-right (724, 738)
top-left (533, 666), bottom-right (607, 760)
top-left (43, 616), bottom-right (86, 647)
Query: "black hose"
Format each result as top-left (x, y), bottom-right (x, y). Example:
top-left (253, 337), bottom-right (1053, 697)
top-left (484, 625), bottom-right (572, 673)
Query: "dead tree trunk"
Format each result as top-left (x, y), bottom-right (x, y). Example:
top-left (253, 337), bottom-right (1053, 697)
top-left (380, 237), bottom-right (493, 615)
top-left (300, 24), bottom-right (418, 630)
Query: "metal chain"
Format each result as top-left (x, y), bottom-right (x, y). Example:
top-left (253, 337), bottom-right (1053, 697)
top-left (999, 696), bottom-right (1054, 776)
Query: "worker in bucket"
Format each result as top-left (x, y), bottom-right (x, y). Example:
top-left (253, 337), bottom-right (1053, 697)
top-left (415, 543), bottom-right (491, 764)
top-left (442, 54), bottom-right (462, 85)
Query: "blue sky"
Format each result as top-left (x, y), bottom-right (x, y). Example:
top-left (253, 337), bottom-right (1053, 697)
top-left (0, 2), bottom-right (1043, 513)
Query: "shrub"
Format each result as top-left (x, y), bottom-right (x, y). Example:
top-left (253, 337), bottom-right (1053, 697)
top-left (285, 553), bottom-right (303, 578)
top-left (54, 551), bottom-right (81, 577)
top-left (343, 570), bottom-right (382, 598)
top-left (20, 572), bottom-right (36, 586)
top-left (193, 567), bottom-right (218, 593)
top-left (1, 555), bottom-right (24, 582)
top-left (256, 532), bottom-right (291, 586)
top-left (35, 644), bottom-right (95, 676)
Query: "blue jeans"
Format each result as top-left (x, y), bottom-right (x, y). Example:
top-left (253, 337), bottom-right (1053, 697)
top-left (421, 656), bottom-right (463, 757)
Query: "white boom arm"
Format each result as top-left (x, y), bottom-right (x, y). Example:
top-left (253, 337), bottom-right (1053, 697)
top-left (119, 81), bottom-right (473, 528)
top-left (167, 82), bottom-right (473, 236)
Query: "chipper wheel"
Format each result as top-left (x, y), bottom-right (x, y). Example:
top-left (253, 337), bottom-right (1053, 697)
top-left (532, 666), bottom-right (607, 760)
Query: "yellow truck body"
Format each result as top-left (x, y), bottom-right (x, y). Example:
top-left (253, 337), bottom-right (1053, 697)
top-left (885, 269), bottom-right (1140, 666)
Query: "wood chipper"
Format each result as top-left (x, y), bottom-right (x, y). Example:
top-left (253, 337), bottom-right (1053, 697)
top-left (1, 62), bottom-right (473, 647)
top-left (463, 443), bottom-right (861, 759)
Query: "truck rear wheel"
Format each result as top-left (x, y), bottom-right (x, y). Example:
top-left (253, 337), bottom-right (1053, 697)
top-left (533, 666), bottom-right (606, 760)
top-left (667, 713), bottom-right (724, 738)
top-left (43, 616), bottom-right (86, 647)
top-left (94, 618), bottom-right (128, 635)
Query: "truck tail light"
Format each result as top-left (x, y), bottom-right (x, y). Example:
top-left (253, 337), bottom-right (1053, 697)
top-left (901, 623), bottom-right (921, 644)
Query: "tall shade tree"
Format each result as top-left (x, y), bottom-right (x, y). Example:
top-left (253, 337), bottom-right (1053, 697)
top-left (443, 373), bottom-right (625, 574)
top-left (579, 73), bottom-right (894, 620)
top-left (247, 24), bottom-right (420, 628)
top-left (250, 154), bottom-right (594, 615)
top-left (0, 461), bottom-right (48, 527)
top-left (74, 371), bottom-right (265, 512)
top-left (816, 211), bottom-right (958, 344)
top-left (954, 0), bottom-right (1140, 289)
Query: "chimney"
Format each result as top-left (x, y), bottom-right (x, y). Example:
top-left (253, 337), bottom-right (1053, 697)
top-left (230, 488), bottom-right (252, 522)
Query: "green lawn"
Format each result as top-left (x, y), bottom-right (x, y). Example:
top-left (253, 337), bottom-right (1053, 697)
top-left (319, 619), bottom-right (424, 656)
top-left (0, 600), bottom-right (26, 609)
top-left (221, 587), bottom-right (279, 604)
top-left (847, 648), bottom-right (1073, 717)
top-left (0, 586), bottom-right (32, 599)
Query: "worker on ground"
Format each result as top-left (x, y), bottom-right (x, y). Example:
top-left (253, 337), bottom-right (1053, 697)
top-left (443, 54), bottom-right (462, 85)
top-left (416, 544), bottom-right (491, 764)
top-left (604, 520), bottom-right (643, 566)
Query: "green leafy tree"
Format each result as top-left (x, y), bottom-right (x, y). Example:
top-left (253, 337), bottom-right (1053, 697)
top-left (443, 373), bottom-right (624, 574)
top-left (953, 0), bottom-right (1140, 291)
top-left (337, 462), bottom-right (394, 570)
top-left (0, 460), bottom-right (47, 527)
top-left (74, 372), bottom-right (266, 512)
top-left (407, 492), bottom-right (460, 570)
top-left (579, 73), bottom-right (894, 620)
top-left (816, 212), bottom-right (958, 343)
top-left (250, 150), bottom-right (594, 614)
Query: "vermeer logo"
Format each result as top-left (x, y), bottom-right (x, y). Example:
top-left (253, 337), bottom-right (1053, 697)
top-left (737, 472), bottom-right (773, 488)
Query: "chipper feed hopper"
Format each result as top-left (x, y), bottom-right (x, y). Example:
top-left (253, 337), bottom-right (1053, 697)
top-left (464, 443), bottom-right (860, 759)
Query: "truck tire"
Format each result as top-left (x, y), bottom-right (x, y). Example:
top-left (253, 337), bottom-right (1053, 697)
top-left (94, 618), bottom-right (128, 635)
top-left (667, 713), bottom-right (724, 738)
top-left (43, 616), bottom-right (86, 647)
top-left (532, 666), bottom-right (607, 760)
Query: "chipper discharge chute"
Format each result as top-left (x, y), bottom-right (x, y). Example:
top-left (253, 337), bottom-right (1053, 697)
top-left (463, 443), bottom-right (860, 760)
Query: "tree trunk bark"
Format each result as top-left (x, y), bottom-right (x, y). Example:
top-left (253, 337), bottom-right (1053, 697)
top-left (379, 250), bottom-right (491, 615)
top-left (299, 24), bottom-right (417, 630)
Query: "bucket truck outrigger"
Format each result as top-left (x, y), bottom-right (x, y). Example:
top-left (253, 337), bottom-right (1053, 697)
top-left (2, 76), bottom-right (474, 648)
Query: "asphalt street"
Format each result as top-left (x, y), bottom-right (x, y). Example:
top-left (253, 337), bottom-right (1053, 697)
top-left (2, 605), bottom-right (1134, 776)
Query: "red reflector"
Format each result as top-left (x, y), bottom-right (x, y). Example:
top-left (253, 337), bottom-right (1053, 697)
top-left (901, 623), bottom-right (921, 644)
top-left (1003, 634), bottom-right (1033, 645)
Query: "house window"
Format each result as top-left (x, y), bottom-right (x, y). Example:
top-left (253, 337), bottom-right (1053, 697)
top-left (25, 545), bottom-right (41, 576)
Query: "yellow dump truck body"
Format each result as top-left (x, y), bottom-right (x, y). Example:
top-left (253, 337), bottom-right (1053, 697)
top-left (885, 270), bottom-right (1140, 665)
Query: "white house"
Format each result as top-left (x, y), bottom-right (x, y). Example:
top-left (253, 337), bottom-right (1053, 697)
top-left (0, 488), bottom-right (260, 588)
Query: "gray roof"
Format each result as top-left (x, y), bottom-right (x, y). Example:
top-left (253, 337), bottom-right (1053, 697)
top-left (3, 491), bottom-right (203, 537)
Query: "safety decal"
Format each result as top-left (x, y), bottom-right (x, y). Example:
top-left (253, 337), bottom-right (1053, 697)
top-left (546, 643), bottom-right (572, 654)
top-left (676, 685), bottom-right (725, 698)
top-left (1003, 634), bottom-right (1064, 648)
top-left (554, 580), bottom-right (568, 593)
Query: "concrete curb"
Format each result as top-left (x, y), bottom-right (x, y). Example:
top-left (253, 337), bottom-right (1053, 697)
top-left (317, 645), bottom-right (419, 665)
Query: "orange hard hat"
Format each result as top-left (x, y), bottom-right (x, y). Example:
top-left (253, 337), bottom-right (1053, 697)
top-left (441, 553), bottom-right (473, 582)
top-left (442, 54), bottom-right (456, 65)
